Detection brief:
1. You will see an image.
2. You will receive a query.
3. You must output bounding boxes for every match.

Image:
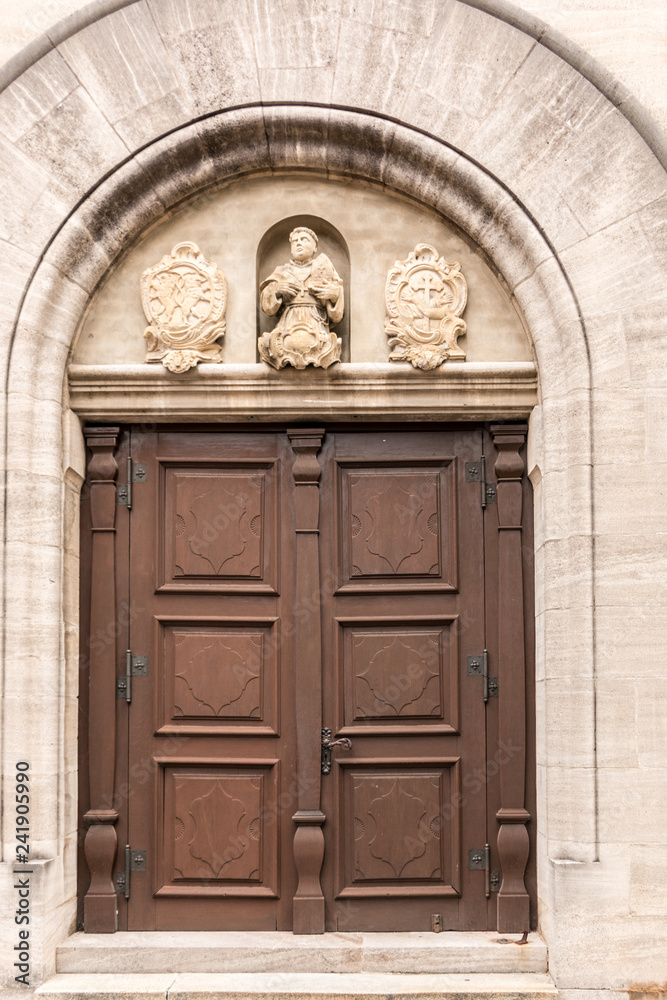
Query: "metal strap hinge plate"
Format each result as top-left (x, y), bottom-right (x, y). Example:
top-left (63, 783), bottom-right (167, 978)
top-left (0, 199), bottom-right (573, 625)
top-left (116, 847), bottom-right (146, 900)
top-left (465, 459), bottom-right (496, 506)
top-left (467, 652), bottom-right (498, 701)
top-left (468, 844), bottom-right (499, 897)
top-left (117, 653), bottom-right (148, 701)
top-left (117, 460), bottom-right (147, 507)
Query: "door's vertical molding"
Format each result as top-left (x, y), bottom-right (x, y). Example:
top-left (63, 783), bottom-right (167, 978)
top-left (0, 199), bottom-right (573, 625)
top-left (288, 428), bottom-right (326, 933)
top-left (82, 426), bottom-right (120, 933)
top-left (491, 423), bottom-right (530, 932)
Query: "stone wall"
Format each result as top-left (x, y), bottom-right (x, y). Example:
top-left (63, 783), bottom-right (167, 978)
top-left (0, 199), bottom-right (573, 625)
top-left (0, 0), bottom-right (665, 994)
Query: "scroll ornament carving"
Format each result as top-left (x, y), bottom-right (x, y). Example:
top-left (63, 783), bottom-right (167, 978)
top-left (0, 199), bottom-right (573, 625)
top-left (141, 242), bottom-right (227, 373)
top-left (385, 244), bottom-right (467, 370)
top-left (259, 227), bottom-right (343, 369)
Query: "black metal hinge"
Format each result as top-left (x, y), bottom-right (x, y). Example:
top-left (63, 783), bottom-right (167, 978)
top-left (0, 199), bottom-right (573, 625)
top-left (468, 844), bottom-right (500, 897)
top-left (117, 458), bottom-right (147, 508)
top-left (116, 845), bottom-right (146, 900)
top-left (467, 650), bottom-right (498, 702)
top-left (465, 459), bottom-right (496, 507)
top-left (116, 652), bottom-right (148, 703)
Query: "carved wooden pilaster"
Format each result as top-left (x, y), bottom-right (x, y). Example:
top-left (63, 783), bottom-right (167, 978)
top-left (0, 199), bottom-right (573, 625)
top-left (83, 427), bottom-right (120, 933)
top-left (288, 428), bottom-right (326, 933)
top-left (491, 423), bottom-right (531, 933)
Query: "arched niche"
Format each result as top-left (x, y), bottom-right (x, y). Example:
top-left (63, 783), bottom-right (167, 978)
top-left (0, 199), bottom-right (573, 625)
top-left (256, 215), bottom-right (351, 362)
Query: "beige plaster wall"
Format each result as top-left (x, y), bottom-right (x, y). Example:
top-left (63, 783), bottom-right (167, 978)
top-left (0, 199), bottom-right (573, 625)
top-left (72, 174), bottom-right (532, 367)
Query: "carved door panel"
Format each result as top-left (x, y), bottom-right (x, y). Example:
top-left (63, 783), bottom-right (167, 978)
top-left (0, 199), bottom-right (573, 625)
top-left (123, 429), bottom-right (297, 930)
top-left (318, 429), bottom-right (489, 931)
top-left (96, 425), bottom-right (510, 932)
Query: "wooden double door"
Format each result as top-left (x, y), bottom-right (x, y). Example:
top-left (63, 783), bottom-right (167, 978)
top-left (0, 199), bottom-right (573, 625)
top-left (80, 423), bottom-right (534, 933)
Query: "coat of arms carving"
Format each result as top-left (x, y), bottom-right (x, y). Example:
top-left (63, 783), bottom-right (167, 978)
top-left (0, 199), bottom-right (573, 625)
top-left (141, 242), bottom-right (227, 373)
top-left (384, 244), bottom-right (467, 370)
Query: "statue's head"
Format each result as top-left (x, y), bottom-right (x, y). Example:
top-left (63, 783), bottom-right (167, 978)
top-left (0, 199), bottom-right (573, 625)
top-left (289, 227), bottom-right (318, 263)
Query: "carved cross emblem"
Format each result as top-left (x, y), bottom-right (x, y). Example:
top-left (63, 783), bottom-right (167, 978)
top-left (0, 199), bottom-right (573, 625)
top-left (385, 244), bottom-right (467, 370)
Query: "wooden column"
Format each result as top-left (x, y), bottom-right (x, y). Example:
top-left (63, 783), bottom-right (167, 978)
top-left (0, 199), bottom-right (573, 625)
top-left (288, 428), bottom-right (326, 934)
top-left (83, 427), bottom-right (120, 933)
top-left (491, 423), bottom-right (531, 932)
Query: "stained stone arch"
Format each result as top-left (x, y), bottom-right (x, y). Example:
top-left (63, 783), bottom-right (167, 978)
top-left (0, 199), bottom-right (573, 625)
top-left (0, 0), bottom-right (665, 990)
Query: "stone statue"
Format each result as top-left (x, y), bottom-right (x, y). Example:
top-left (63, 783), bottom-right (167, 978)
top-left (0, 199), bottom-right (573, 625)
top-left (259, 227), bottom-right (343, 369)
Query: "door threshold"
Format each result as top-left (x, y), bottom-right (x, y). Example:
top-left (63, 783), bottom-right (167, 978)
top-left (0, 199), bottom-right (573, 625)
top-left (37, 971), bottom-right (557, 1000)
top-left (57, 930), bottom-right (547, 975)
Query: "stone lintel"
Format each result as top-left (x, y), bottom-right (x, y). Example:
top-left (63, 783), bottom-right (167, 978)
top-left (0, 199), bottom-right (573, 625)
top-left (67, 362), bottom-right (538, 423)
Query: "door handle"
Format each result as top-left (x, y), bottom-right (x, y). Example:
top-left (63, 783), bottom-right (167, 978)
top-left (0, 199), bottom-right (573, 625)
top-left (321, 728), bottom-right (352, 774)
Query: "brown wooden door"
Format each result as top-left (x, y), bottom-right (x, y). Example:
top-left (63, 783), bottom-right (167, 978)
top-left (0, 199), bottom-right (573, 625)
top-left (318, 428), bottom-right (487, 931)
top-left (125, 429), bottom-right (297, 930)
top-left (110, 425), bottom-right (498, 931)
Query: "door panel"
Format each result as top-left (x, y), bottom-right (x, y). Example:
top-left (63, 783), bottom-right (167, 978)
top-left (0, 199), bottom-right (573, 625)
top-left (104, 425), bottom-right (498, 932)
top-left (125, 430), bottom-right (296, 930)
top-left (319, 429), bottom-right (487, 931)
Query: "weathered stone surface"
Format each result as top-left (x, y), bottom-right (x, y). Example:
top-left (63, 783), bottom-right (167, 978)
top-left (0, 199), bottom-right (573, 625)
top-left (259, 66), bottom-right (334, 105)
top-left (538, 677), bottom-right (596, 769)
top-left (0, 130), bottom-right (50, 241)
top-left (340, 0), bottom-right (442, 36)
top-left (404, 2), bottom-right (535, 144)
top-left (543, 767), bottom-right (597, 855)
top-left (147, 0), bottom-right (260, 115)
top-left (55, 929), bottom-right (548, 975)
top-left (0, 48), bottom-right (77, 142)
top-left (15, 86), bottom-right (128, 196)
top-left (595, 677), bottom-right (639, 768)
top-left (542, 108), bottom-right (667, 235)
top-left (114, 89), bottom-right (191, 147)
top-left (332, 18), bottom-right (429, 118)
top-left (57, 4), bottom-right (185, 126)
top-left (249, 0), bottom-right (341, 69)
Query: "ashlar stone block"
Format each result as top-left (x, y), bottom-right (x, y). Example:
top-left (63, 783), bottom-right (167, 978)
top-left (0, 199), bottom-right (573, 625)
top-left (540, 676), bottom-right (596, 769)
top-left (340, 0), bottom-right (441, 37)
top-left (635, 682), bottom-right (667, 768)
top-left (630, 844), bottom-right (667, 916)
top-left (332, 18), bottom-right (429, 119)
top-left (595, 677), bottom-right (639, 769)
top-left (598, 767), bottom-right (667, 845)
top-left (0, 49), bottom-right (78, 143)
top-left (405, 2), bottom-right (535, 145)
top-left (148, 0), bottom-right (260, 116)
top-left (595, 605), bottom-right (667, 679)
top-left (249, 0), bottom-right (341, 69)
top-left (0, 131), bottom-right (50, 242)
top-left (15, 86), bottom-right (129, 198)
top-left (594, 533), bottom-right (667, 609)
top-left (544, 766), bottom-right (597, 855)
top-left (540, 108), bottom-right (667, 236)
top-left (56, 4), bottom-right (187, 128)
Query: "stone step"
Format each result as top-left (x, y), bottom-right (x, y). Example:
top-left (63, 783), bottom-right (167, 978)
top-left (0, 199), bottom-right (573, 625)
top-left (56, 931), bottom-right (548, 975)
top-left (35, 971), bottom-right (558, 1000)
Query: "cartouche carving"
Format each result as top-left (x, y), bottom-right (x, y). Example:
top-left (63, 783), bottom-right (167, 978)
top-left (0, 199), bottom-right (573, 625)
top-left (385, 244), bottom-right (467, 370)
top-left (141, 242), bottom-right (227, 373)
top-left (259, 227), bottom-right (343, 369)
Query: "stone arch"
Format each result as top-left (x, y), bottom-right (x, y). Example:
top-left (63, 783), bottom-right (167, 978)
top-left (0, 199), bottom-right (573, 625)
top-left (0, 0), bottom-right (665, 988)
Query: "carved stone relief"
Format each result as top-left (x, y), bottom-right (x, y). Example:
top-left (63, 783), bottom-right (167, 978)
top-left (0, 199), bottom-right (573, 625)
top-left (259, 227), bottom-right (344, 369)
top-left (385, 244), bottom-right (467, 370)
top-left (141, 242), bottom-right (227, 373)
